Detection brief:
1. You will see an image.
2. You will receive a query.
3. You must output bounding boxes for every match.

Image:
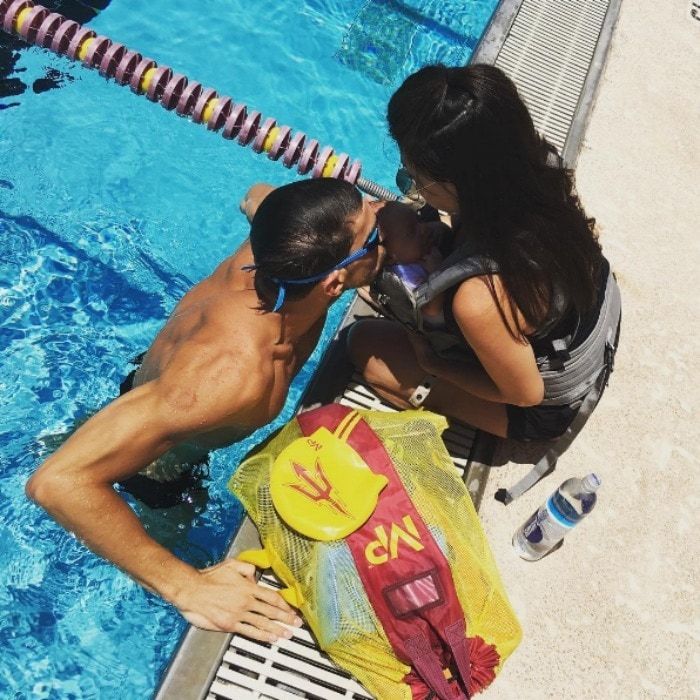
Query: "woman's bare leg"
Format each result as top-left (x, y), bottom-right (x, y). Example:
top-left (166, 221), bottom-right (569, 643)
top-left (347, 319), bottom-right (508, 437)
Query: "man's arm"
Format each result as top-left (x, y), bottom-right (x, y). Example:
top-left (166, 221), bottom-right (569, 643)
top-left (26, 371), bottom-right (302, 641)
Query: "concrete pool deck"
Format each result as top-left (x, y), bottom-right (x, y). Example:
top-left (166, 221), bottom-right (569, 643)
top-left (478, 1), bottom-right (700, 697)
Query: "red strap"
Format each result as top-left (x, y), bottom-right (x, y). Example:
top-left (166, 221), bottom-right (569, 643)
top-left (405, 633), bottom-right (466, 700)
top-left (444, 619), bottom-right (472, 698)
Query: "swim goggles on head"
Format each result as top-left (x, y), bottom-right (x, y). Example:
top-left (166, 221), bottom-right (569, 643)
top-left (245, 224), bottom-right (380, 312)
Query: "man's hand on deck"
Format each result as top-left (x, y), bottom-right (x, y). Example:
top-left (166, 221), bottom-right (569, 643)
top-left (176, 559), bottom-right (303, 641)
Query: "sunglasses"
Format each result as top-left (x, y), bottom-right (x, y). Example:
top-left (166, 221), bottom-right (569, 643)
top-left (267, 223), bottom-right (380, 312)
top-left (395, 166), bottom-right (436, 198)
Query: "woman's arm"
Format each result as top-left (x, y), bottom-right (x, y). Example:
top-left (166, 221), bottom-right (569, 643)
top-left (412, 275), bottom-right (544, 406)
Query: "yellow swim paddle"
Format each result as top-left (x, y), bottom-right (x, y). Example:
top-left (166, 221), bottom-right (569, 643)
top-left (269, 410), bottom-right (388, 541)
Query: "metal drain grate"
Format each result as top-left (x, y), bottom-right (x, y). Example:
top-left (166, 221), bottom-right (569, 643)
top-left (690, 1), bottom-right (700, 24)
top-left (209, 576), bottom-right (372, 700)
top-left (495, 0), bottom-right (610, 153)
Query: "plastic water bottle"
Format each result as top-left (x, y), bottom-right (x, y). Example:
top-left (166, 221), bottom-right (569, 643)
top-left (512, 473), bottom-right (602, 561)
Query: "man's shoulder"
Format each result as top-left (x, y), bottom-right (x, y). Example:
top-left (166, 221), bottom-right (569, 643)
top-left (155, 335), bottom-right (275, 420)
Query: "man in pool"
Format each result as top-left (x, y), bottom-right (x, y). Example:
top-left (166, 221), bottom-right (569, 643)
top-left (26, 178), bottom-right (385, 642)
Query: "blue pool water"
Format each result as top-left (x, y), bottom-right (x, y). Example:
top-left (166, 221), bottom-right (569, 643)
top-left (0, 0), bottom-right (498, 696)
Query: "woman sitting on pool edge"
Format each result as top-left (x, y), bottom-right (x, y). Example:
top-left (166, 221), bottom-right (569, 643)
top-left (349, 64), bottom-right (621, 496)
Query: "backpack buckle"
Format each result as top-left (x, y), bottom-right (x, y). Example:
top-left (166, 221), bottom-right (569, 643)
top-left (550, 338), bottom-right (571, 368)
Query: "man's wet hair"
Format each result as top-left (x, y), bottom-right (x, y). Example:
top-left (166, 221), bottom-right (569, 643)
top-left (250, 179), bottom-right (362, 307)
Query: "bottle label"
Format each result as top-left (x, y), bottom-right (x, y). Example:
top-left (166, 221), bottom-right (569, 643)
top-left (545, 497), bottom-right (576, 529)
top-left (521, 504), bottom-right (570, 550)
top-left (522, 510), bottom-right (546, 544)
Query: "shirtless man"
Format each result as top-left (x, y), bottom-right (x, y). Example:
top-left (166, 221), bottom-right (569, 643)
top-left (26, 178), bottom-right (385, 641)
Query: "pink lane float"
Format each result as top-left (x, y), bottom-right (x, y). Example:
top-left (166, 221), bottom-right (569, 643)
top-left (0, 0), bottom-right (398, 201)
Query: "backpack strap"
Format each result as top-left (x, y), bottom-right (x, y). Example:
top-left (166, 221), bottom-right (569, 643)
top-left (538, 269), bottom-right (621, 406)
top-left (444, 619), bottom-right (473, 698)
top-left (406, 617), bottom-right (500, 699)
top-left (496, 364), bottom-right (607, 504)
top-left (405, 633), bottom-right (467, 700)
top-left (496, 306), bottom-right (620, 504)
top-left (414, 254), bottom-right (499, 311)
top-left (369, 246), bottom-right (498, 335)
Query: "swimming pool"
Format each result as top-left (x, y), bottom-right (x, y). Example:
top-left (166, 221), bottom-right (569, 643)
top-left (0, 0), bottom-right (498, 696)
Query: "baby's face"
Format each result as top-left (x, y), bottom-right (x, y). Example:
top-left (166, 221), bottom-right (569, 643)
top-left (385, 231), bottom-right (425, 264)
top-left (378, 203), bottom-right (426, 264)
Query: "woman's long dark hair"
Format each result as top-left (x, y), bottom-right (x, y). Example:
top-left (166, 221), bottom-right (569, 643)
top-left (388, 64), bottom-right (603, 338)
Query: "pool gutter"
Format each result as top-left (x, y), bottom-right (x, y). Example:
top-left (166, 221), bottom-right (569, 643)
top-left (154, 519), bottom-right (260, 700)
top-left (480, 0), bottom-right (622, 165)
top-left (471, 0), bottom-right (524, 65)
top-left (561, 0), bottom-right (622, 167)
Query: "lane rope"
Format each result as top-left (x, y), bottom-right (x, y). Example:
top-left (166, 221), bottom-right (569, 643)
top-left (0, 0), bottom-right (399, 200)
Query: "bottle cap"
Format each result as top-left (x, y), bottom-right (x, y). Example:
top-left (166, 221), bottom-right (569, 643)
top-left (582, 473), bottom-right (602, 493)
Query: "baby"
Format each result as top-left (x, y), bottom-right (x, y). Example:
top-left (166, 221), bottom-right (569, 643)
top-left (378, 202), bottom-right (450, 325)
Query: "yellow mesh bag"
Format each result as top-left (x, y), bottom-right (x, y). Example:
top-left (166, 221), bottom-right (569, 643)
top-left (229, 406), bottom-right (521, 699)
